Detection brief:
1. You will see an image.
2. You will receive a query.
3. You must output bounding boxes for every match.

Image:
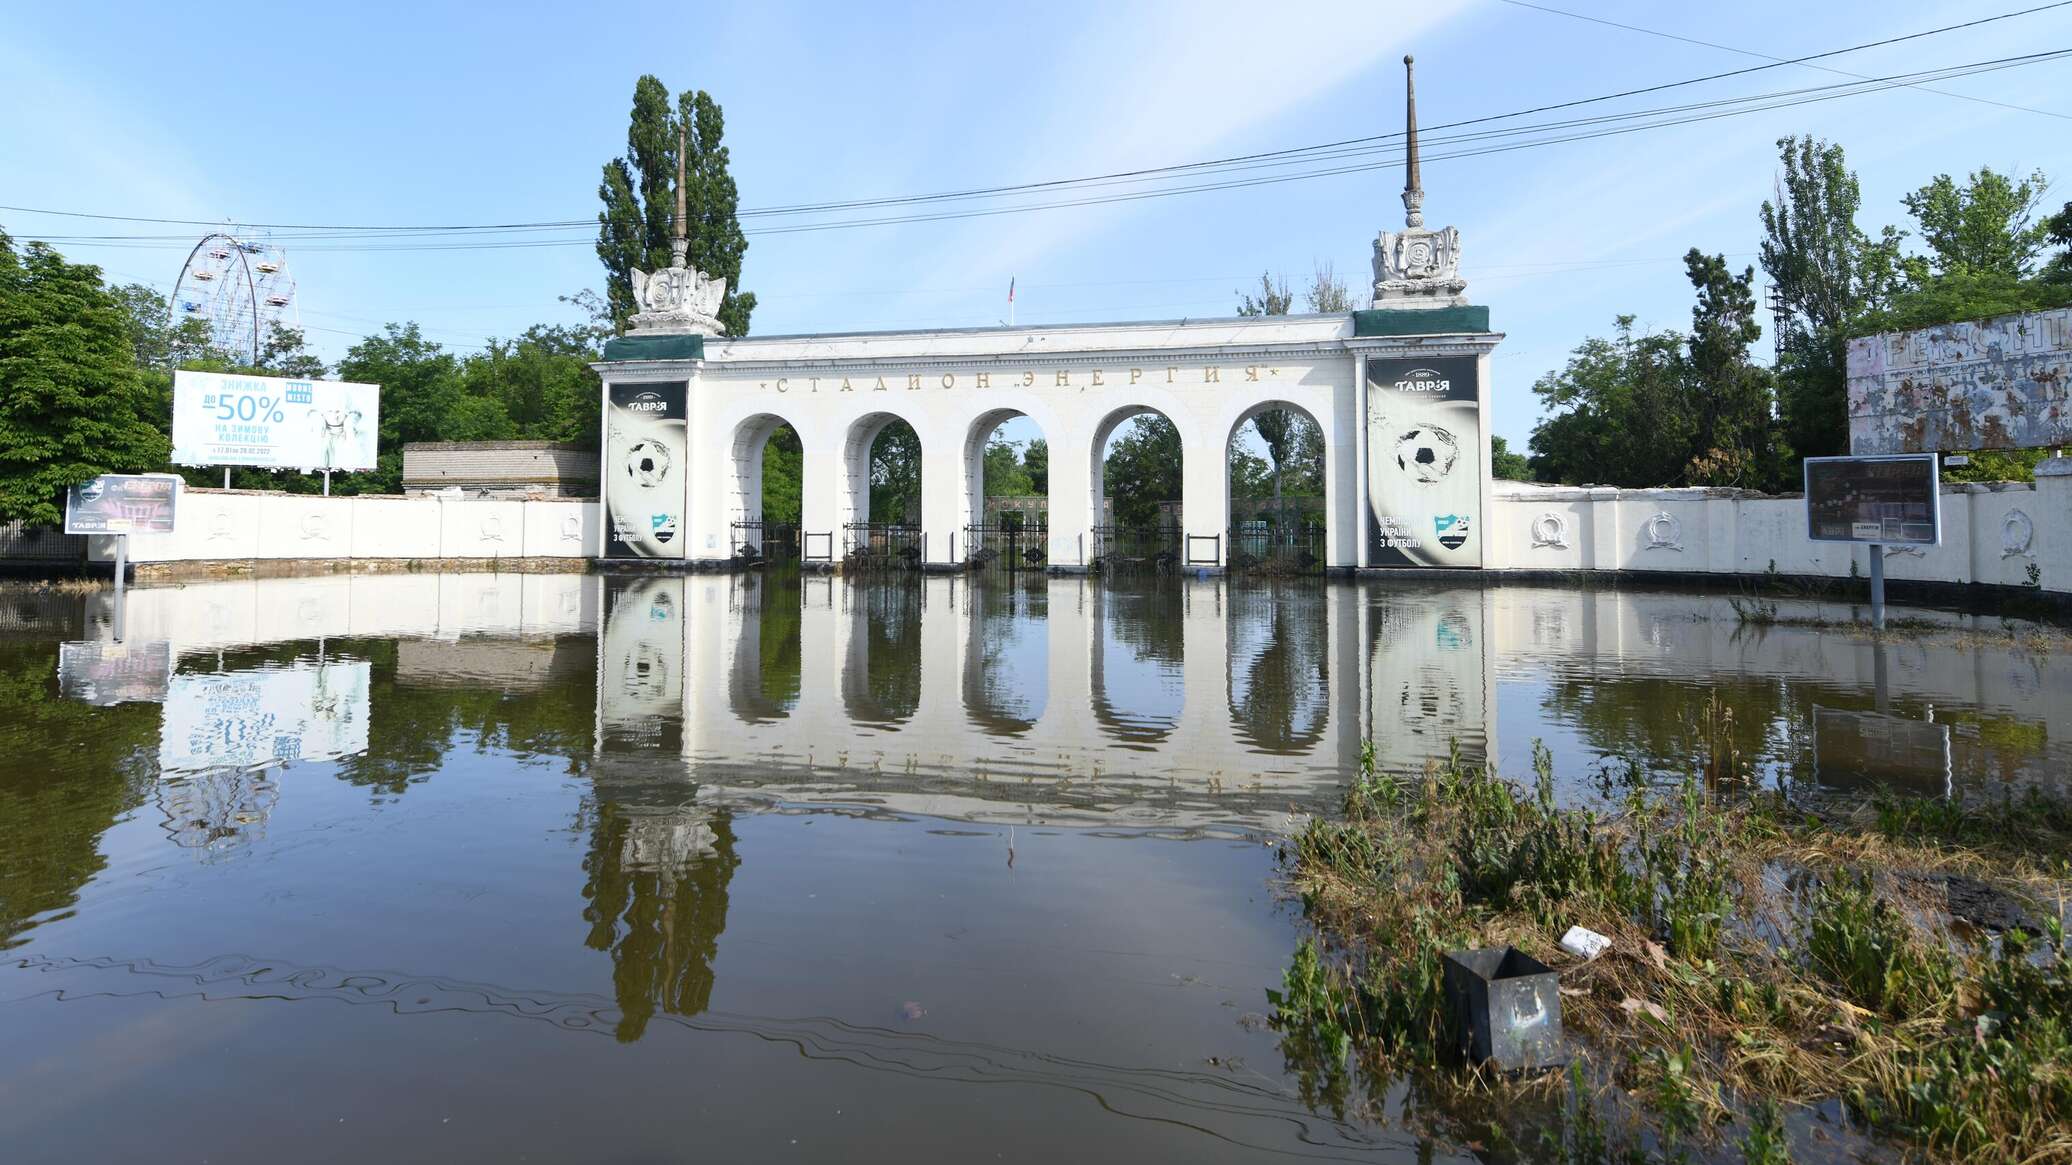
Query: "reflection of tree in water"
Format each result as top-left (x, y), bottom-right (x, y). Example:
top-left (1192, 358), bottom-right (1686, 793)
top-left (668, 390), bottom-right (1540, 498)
top-left (0, 642), bottom-right (159, 949)
top-left (731, 571), bottom-right (802, 724)
top-left (963, 577), bottom-right (1047, 734)
top-left (580, 800), bottom-right (740, 1042)
top-left (1091, 583), bottom-right (1186, 745)
top-left (1541, 675), bottom-right (1793, 784)
top-left (1227, 586), bottom-right (1328, 754)
top-left (844, 582), bottom-right (922, 727)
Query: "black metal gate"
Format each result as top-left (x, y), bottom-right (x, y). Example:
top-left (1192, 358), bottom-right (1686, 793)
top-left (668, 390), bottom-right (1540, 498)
top-left (1090, 523), bottom-right (1181, 575)
top-left (0, 519), bottom-right (87, 576)
top-left (844, 522), bottom-right (924, 571)
top-left (965, 515), bottom-right (1048, 572)
top-left (1227, 520), bottom-right (1326, 575)
top-left (730, 520), bottom-right (800, 564)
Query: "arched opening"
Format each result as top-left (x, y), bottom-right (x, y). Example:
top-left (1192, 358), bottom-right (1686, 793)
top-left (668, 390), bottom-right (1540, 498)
top-left (1226, 401), bottom-right (1326, 574)
top-left (1090, 406), bottom-right (1182, 574)
top-left (1226, 584), bottom-right (1328, 754)
top-left (962, 408), bottom-right (1048, 572)
top-left (729, 413), bottom-right (803, 562)
top-left (843, 412), bottom-right (923, 569)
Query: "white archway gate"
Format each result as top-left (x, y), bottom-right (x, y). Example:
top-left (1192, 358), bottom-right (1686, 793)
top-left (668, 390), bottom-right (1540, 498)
top-left (594, 312), bottom-right (1499, 571)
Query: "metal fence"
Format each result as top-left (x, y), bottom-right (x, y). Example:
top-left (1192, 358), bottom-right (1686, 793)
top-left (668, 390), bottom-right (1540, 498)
top-left (0, 519), bottom-right (87, 573)
top-left (1090, 523), bottom-right (1182, 575)
top-left (965, 516), bottom-right (1048, 572)
top-left (1227, 520), bottom-right (1326, 574)
top-left (843, 522), bottom-right (925, 571)
top-left (730, 520), bottom-right (801, 564)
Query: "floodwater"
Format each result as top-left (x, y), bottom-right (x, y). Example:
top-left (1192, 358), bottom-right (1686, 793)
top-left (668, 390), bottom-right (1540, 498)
top-left (0, 571), bottom-right (2064, 1162)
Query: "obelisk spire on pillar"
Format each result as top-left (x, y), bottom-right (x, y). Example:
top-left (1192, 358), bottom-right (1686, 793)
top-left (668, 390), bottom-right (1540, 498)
top-left (670, 124), bottom-right (689, 269)
top-left (1401, 55), bottom-right (1424, 230)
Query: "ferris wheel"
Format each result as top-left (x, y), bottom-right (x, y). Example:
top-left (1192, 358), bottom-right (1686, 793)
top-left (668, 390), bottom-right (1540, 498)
top-left (170, 231), bottom-right (299, 365)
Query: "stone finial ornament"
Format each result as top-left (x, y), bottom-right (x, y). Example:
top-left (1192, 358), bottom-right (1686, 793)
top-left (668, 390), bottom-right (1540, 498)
top-left (628, 124), bottom-right (729, 337)
top-left (1372, 54), bottom-right (1468, 309)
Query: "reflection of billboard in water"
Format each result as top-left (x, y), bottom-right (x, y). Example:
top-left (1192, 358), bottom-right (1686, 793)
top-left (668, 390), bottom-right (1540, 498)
top-left (598, 577), bottom-right (686, 750)
top-left (58, 640), bottom-right (172, 705)
top-left (1811, 707), bottom-right (1952, 795)
top-left (159, 661), bottom-right (372, 776)
top-left (1804, 455), bottom-right (1940, 545)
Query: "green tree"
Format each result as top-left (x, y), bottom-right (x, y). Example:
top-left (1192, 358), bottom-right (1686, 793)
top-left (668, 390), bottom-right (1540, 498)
top-left (869, 421), bottom-right (921, 524)
top-left (1235, 271), bottom-right (1293, 317)
top-left (335, 323), bottom-right (482, 494)
top-left (1901, 167), bottom-right (2051, 280)
top-left (0, 233), bottom-right (169, 524)
top-left (1305, 262), bottom-right (1353, 313)
top-left (596, 76), bottom-right (756, 336)
top-left (2042, 201), bottom-right (2072, 285)
top-left (1491, 435), bottom-right (1531, 481)
top-left (257, 323), bottom-right (327, 379)
top-left (983, 439), bottom-right (1034, 497)
top-left (1022, 437), bottom-right (1048, 494)
top-left (1527, 316), bottom-right (1691, 487)
top-left (1104, 413), bottom-right (1181, 526)
top-left (1682, 248), bottom-right (1777, 486)
top-left (461, 324), bottom-right (601, 444)
top-left (1759, 136), bottom-right (1905, 459)
top-left (760, 423), bottom-right (802, 525)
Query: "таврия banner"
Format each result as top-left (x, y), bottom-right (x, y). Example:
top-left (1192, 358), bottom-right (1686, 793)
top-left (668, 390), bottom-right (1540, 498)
top-left (172, 370), bottom-right (381, 471)
top-left (604, 381), bottom-right (689, 558)
top-left (1366, 355), bottom-right (1484, 567)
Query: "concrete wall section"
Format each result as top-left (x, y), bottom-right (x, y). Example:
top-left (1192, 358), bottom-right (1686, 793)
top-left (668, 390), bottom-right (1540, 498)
top-left (93, 490), bottom-right (597, 564)
top-left (1488, 471), bottom-right (2069, 595)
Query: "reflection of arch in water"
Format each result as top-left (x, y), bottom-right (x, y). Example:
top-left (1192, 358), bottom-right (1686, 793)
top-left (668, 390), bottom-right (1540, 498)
top-left (1226, 584), bottom-right (1329, 754)
top-left (842, 582), bottom-right (924, 728)
top-left (1089, 582), bottom-right (1186, 748)
top-left (962, 575), bottom-right (1049, 736)
top-left (580, 801), bottom-right (739, 1043)
top-left (728, 572), bottom-right (802, 725)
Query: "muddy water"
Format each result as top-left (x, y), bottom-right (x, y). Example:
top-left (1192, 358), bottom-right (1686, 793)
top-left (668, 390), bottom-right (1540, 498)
top-left (0, 573), bottom-right (2063, 1162)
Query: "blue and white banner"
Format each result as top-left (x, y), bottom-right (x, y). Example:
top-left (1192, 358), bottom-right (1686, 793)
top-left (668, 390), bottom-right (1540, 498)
top-left (172, 370), bottom-right (381, 471)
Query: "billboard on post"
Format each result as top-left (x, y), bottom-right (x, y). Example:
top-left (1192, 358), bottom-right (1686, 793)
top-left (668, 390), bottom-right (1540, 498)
top-left (603, 381), bottom-right (689, 559)
top-left (1366, 355), bottom-right (1484, 567)
top-left (1804, 454), bottom-right (1940, 545)
top-left (171, 370), bottom-right (380, 471)
top-left (64, 473), bottom-right (181, 535)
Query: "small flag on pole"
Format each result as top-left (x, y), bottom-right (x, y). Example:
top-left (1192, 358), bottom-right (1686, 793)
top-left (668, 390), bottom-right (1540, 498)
top-left (1007, 277), bottom-right (1015, 304)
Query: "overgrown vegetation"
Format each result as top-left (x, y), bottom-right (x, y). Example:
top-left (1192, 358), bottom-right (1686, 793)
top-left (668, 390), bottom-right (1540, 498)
top-left (1272, 738), bottom-right (2072, 1162)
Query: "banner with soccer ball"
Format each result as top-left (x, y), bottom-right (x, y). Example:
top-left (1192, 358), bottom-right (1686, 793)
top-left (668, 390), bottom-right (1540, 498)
top-left (604, 381), bottom-right (689, 559)
top-left (1365, 355), bottom-right (1483, 567)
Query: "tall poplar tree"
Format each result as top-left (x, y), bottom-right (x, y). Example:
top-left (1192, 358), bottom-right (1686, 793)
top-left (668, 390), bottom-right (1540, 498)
top-left (0, 231), bottom-right (168, 525)
top-left (596, 77), bottom-right (756, 336)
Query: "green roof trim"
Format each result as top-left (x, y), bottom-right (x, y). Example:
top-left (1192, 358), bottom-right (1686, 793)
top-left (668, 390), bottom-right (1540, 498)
top-left (601, 334), bottom-right (706, 362)
top-left (1351, 305), bottom-right (1490, 337)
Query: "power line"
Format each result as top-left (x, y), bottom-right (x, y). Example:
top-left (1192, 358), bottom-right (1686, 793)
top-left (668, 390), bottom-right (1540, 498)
top-left (2, 2), bottom-right (2066, 238)
top-left (1493, 0), bottom-right (2071, 120)
top-left (23, 48), bottom-right (2065, 252)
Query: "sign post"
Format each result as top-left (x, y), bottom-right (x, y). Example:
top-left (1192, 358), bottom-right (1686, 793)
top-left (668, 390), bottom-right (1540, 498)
top-left (66, 473), bottom-right (182, 643)
top-left (1804, 454), bottom-right (1940, 631)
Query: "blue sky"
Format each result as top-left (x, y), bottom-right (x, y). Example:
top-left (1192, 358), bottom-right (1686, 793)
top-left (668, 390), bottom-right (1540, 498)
top-left (3, 0), bottom-right (2068, 449)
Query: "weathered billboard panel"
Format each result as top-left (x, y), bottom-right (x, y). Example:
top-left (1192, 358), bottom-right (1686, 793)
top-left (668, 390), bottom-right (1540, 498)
top-left (1846, 307), bottom-right (2071, 454)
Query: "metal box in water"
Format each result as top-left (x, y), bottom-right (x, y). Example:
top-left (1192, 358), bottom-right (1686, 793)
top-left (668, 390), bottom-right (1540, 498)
top-left (1442, 946), bottom-right (1567, 1072)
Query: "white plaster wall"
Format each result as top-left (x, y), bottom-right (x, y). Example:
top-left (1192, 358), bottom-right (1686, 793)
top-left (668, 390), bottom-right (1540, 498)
top-left (1489, 476), bottom-right (2070, 596)
top-left (90, 490), bottom-right (598, 564)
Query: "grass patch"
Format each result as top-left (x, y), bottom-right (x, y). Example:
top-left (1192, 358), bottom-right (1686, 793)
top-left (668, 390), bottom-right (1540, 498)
top-left (1272, 742), bottom-right (2072, 1162)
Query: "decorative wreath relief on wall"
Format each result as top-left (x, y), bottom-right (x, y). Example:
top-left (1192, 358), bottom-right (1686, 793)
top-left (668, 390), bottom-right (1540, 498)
top-left (1529, 512), bottom-right (1570, 550)
top-left (1885, 544), bottom-right (1925, 559)
top-left (208, 512), bottom-right (235, 541)
top-left (560, 515), bottom-right (583, 543)
top-left (1642, 511), bottom-right (1683, 552)
top-left (2003, 510), bottom-right (2035, 559)
top-left (299, 513), bottom-right (331, 542)
top-left (479, 516), bottom-right (505, 543)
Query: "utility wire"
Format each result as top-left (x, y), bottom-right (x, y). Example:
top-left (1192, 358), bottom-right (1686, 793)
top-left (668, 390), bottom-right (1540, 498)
top-left (2, 2), bottom-right (2065, 236)
top-left (25, 49), bottom-right (2066, 251)
top-left (1493, 0), bottom-right (2071, 120)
